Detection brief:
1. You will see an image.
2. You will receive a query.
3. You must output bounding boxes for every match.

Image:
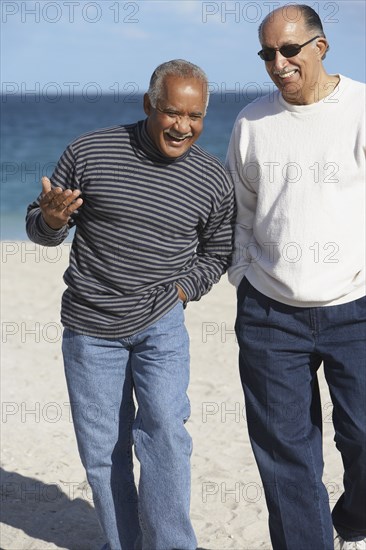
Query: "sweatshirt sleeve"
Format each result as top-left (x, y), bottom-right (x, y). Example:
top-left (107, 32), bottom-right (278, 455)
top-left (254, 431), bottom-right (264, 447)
top-left (25, 145), bottom-right (79, 246)
top-left (226, 118), bottom-right (258, 288)
top-left (175, 169), bottom-right (235, 302)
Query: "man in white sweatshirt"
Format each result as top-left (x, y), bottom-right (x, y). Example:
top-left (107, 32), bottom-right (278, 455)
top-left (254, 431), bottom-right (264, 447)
top-left (226, 4), bottom-right (365, 550)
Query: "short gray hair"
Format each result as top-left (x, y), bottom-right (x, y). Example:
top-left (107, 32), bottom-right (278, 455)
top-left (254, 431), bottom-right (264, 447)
top-left (147, 59), bottom-right (210, 113)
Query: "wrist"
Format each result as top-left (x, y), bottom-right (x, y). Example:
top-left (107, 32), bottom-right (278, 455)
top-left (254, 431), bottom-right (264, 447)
top-left (40, 214), bottom-right (66, 231)
top-left (41, 214), bottom-right (66, 230)
top-left (176, 284), bottom-right (187, 303)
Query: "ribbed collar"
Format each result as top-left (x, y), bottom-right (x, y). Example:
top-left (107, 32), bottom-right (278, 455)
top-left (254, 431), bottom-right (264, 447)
top-left (278, 74), bottom-right (344, 113)
top-left (134, 119), bottom-right (191, 165)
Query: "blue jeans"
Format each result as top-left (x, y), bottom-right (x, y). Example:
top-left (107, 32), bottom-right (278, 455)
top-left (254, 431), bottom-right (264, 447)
top-left (62, 303), bottom-right (197, 550)
top-left (235, 277), bottom-right (366, 550)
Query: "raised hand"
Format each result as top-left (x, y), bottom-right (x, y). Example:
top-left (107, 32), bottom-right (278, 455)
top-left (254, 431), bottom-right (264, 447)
top-left (39, 176), bottom-right (83, 229)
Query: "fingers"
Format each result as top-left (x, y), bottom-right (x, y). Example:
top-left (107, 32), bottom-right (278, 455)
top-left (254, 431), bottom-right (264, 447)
top-left (60, 194), bottom-right (83, 217)
top-left (66, 196), bottom-right (83, 214)
top-left (46, 189), bottom-right (80, 211)
top-left (41, 189), bottom-right (82, 215)
top-left (40, 177), bottom-right (63, 208)
top-left (40, 176), bottom-right (82, 209)
top-left (41, 176), bottom-right (52, 196)
top-left (39, 176), bottom-right (83, 229)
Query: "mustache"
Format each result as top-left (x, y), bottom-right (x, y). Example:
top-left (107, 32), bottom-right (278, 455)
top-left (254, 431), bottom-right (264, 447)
top-left (164, 130), bottom-right (193, 139)
top-left (273, 69), bottom-right (297, 76)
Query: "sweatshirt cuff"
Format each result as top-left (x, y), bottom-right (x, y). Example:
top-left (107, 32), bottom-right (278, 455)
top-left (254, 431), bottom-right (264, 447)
top-left (175, 278), bottom-right (197, 303)
top-left (37, 214), bottom-right (69, 238)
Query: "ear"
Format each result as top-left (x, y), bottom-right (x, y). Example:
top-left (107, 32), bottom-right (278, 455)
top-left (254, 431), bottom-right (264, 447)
top-left (143, 93), bottom-right (152, 116)
top-left (315, 37), bottom-right (328, 59)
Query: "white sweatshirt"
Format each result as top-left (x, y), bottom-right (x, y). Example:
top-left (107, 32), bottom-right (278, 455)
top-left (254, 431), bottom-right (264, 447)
top-left (227, 75), bottom-right (365, 307)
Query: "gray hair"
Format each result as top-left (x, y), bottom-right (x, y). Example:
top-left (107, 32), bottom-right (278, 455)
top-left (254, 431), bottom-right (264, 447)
top-left (147, 59), bottom-right (210, 113)
top-left (258, 4), bottom-right (329, 60)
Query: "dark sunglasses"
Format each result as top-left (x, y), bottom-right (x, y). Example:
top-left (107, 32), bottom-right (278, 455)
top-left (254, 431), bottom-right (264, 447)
top-left (258, 35), bottom-right (320, 61)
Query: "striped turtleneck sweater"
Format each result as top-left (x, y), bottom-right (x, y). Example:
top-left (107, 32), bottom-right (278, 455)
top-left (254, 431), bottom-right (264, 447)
top-left (26, 120), bottom-right (235, 338)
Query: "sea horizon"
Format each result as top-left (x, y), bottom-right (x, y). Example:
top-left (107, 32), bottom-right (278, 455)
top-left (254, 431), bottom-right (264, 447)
top-left (1, 92), bottom-right (261, 240)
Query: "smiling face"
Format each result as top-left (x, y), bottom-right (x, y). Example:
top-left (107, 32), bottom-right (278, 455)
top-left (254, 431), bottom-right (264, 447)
top-left (260, 7), bottom-right (328, 105)
top-left (143, 75), bottom-right (207, 158)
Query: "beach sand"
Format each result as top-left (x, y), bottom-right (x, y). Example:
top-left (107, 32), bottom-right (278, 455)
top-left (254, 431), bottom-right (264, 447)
top-left (1, 242), bottom-right (343, 550)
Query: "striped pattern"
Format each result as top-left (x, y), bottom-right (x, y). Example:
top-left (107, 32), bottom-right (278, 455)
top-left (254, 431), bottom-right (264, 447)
top-left (26, 121), bottom-right (235, 338)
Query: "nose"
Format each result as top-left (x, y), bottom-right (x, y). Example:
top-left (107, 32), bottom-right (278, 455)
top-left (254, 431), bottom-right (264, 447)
top-left (272, 50), bottom-right (288, 71)
top-left (174, 115), bottom-right (191, 134)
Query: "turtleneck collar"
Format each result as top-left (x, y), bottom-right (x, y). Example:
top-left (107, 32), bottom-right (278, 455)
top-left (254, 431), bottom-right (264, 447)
top-left (134, 119), bottom-right (192, 165)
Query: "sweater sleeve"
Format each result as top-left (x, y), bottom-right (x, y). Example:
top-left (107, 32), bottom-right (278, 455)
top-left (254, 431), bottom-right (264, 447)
top-left (226, 118), bottom-right (258, 288)
top-left (175, 171), bottom-right (235, 302)
top-left (25, 145), bottom-right (78, 246)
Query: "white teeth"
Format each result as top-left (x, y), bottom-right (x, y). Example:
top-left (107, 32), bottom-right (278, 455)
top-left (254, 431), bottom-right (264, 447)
top-left (167, 134), bottom-right (190, 141)
top-left (279, 70), bottom-right (296, 79)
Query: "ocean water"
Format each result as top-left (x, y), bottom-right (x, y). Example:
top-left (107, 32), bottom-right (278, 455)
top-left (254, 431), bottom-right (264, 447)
top-left (1, 93), bottom-right (254, 240)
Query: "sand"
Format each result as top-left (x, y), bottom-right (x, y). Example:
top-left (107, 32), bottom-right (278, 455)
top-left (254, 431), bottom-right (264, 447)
top-left (1, 241), bottom-right (344, 550)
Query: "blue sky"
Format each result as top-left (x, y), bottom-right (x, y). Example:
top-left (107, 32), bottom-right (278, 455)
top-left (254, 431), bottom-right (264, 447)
top-left (1, 0), bottom-right (365, 96)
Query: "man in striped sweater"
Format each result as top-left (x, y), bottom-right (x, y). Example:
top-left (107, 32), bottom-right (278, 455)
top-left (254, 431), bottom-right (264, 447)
top-left (26, 60), bottom-right (235, 550)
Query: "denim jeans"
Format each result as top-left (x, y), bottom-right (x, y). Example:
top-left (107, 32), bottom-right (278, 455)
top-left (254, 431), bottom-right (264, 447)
top-left (62, 303), bottom-right (197, 550)
top-left (235, 277), bottom-right (366, 550)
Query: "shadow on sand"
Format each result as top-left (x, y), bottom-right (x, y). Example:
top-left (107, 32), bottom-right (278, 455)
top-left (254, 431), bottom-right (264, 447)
top-left (0, 467), bottom-right (104, 550)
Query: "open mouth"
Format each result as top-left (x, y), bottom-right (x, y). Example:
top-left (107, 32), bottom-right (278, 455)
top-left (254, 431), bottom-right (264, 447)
top-left (278, 69), bottom-right (298, 79)
top-left (165, 132), bottom-right (192, 144)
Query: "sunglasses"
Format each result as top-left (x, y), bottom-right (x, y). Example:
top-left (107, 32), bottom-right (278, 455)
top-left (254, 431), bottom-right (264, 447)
top-left (258, 35), bottom-right (320, 61)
